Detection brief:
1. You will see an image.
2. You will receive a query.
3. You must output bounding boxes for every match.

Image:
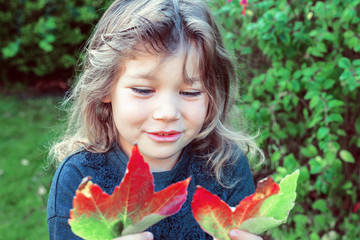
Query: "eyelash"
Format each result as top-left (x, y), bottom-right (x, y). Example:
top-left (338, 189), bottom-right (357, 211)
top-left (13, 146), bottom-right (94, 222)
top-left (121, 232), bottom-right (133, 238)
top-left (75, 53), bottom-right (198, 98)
top-left (131, 88), bottom-right (154, 95)
top-left (180, 91), bottom-right (202, 97)
top-left (131, 88), bottom-right (202, 97)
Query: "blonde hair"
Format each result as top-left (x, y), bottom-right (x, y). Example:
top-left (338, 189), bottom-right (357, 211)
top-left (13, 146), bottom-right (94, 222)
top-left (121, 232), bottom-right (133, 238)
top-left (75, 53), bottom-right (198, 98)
top-left (49, 0), bottom-right (264, 187)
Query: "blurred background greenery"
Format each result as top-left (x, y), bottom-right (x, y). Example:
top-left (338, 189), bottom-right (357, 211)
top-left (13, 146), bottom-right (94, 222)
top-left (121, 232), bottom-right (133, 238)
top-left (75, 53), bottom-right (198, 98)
top-left (0, 0), bottom-right (359, 239)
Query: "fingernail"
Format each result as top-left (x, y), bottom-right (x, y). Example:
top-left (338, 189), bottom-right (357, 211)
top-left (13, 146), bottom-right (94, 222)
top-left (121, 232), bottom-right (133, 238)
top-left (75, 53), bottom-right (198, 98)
top-left (229, 230), bottom-right (237, 237)
top-left (145, 232), bottom-right (154, 240)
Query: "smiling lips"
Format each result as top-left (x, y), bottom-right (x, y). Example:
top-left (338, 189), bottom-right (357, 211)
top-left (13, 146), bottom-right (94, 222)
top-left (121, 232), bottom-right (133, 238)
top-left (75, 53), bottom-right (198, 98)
top-left (146, 131), bottom-right (182, 142)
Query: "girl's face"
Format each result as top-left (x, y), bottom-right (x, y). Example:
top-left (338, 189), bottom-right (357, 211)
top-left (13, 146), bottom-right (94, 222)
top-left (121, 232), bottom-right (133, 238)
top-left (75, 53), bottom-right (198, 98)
top-left (107, 50), bottom-right (208, 172)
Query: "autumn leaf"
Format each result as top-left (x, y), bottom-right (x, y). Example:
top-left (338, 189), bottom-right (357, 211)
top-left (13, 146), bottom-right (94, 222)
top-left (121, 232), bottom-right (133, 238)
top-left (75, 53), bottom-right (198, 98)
top-left (192, 170), bottom-right (299, 239)
top-left (232, 176), bottom-right (280, 225)
top-left (69, 144), bottom-right (190, 240)
top-left (191, 187), bottom-right (234, 240)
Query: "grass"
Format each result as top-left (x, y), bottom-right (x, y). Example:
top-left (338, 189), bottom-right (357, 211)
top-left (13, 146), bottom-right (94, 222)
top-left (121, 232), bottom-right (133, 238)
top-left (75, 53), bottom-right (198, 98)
top-left (0, 94), bottom-right (62, 239)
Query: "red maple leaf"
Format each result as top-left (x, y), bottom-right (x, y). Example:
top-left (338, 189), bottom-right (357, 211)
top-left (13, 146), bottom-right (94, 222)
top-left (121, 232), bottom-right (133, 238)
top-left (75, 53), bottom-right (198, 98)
top-left (69, 145), bottom-right (190, 239)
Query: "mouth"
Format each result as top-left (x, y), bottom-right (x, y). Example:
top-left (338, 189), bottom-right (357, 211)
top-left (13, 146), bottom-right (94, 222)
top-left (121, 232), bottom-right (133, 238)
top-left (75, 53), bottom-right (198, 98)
top-left (151, 131), bottom-right (180, 136)
top-left (145, 131), bottom-right (182, 142)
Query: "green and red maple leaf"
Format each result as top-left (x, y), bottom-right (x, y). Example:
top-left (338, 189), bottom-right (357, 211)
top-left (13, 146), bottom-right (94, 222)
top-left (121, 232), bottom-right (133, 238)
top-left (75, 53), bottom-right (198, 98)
top-left (69, 145), bottom-right (190, 239)
top-left (69, 144), bottom-right (299, 240)
top-left (191, 170), bottom-right (299, 240)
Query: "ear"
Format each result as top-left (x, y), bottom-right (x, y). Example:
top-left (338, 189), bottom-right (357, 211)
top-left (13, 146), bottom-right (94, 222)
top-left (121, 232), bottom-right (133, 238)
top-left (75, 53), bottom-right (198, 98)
top-left (102, 96), bottom-right (111, 103)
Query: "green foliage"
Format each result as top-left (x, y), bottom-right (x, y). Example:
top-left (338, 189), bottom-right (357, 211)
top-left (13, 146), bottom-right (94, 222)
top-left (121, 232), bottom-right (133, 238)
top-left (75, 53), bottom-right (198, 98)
top-left (210, 0), bottom-right (360, 239)
top-left (2, 0), bottom-right (359, 238)
top-left (0, 0), bottom-right (112, 82)
top-left (0, 95), bottom-right (61, 240)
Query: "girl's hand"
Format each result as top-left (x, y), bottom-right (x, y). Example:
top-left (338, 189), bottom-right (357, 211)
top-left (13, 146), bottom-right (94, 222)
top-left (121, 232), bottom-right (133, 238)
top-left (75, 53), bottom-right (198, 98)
top-left (228, 229), bottom-right (263, 240)
top-left (213, 229), bottom-right (263, 240)
top-left (113, 232), bottom-right (153, 240)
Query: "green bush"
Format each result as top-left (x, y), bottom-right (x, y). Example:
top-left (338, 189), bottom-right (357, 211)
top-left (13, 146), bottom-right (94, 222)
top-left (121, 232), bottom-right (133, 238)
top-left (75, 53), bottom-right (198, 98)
top-left (0, 0), bottom-right (112, 84)
top-left (210, 0), bottom-right (359, 239)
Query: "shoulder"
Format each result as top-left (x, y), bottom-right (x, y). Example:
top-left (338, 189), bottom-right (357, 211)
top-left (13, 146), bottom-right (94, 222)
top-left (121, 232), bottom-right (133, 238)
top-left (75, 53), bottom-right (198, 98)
top-left (47, 148), bottom-right (125, 219)
top-left (47, 151), bottom-right (89, 219)
top-left (223, 144), bottom-right (255, 205)
top-left (50, 149), bottom-right (107, 190)
top-left (226, 144), bottom-right (253, 185)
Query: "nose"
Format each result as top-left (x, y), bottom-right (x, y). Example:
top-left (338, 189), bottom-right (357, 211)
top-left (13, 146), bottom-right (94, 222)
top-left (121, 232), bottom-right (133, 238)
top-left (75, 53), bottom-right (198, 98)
top-left (152, 93), bottom-right (180, 121)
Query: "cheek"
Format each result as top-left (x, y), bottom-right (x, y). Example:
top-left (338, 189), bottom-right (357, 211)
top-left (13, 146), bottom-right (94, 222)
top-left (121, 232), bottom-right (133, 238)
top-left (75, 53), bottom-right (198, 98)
top-left (199, 95), bottom-right (209, 121)
top-left (112, 94), bottom-right (149, 127)
top-left (185, 98), bottom-right (209, 127)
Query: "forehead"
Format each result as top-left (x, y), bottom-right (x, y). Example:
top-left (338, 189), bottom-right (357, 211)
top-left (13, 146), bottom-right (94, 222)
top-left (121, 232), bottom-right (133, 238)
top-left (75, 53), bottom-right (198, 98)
top-left (122, 45), bottom-right (202, 83)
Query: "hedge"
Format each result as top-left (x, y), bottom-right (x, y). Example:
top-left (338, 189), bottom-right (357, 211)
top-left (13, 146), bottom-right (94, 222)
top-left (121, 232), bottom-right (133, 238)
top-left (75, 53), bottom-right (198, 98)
top-left (0, 0), bottom-right (112, 85)
top-left (209, 0), bottom-right (360, 239)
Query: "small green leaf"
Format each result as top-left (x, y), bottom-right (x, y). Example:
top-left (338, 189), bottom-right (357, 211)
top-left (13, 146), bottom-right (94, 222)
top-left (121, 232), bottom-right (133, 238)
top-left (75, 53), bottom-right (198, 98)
top-left (327, 99), bottom-right (345, 108)
top-left (45, 34), bottom-right (56, 43)
top-left (309, 46), bottom-right (324, 57)
top-left (283, 154), bottom-right (300, 169)
top-left (338, 57), bottom-right (351, 69)
top-left (309, 30), bottom-right (318, 37)
top-left (44, 16), bottom-right (56, 29)
top-left (304, 90), bottom-right (319, 100)
top-left (326, 114), bottom-right (343, 123)
top-left (310, 96), bottom-right (321, 109)
top-left (301, 144), bottom-right (318, 158)
top-left (309, 156), bottom-right (325, 174)
top-left (317, 127), bottom-right (329, 140)
top-left (323, 80), bottom-right (335, 89)
top-left (339, 150), bottom-right (355, 163)
top-left (299, 167), bottom-right (310, 182)
top-left (341, 181), bottom-right (352, 190)
top-left (271, 152), bottom-right (281, 163)
top-left (293, 214), bottom-right (307, 227)
top-left (314, 214), bottom-right (327, 229)
top-left (339, 70), bottom-right (354, 81)
top-left (308, 116), bottom-right (323, 128)
top-left (316, 42), bottom-right (327, 53)
top-left (353, 59), bottom-right (360, 66)
top-left (39, 40), bottom-right (53, 52)
top-left (310, 232), bottom-right (320, 240)
top-left (2, 41), bottom-right (20, 58)
top-left (290, 79), bottom-right (301, 93)
top-left (312, 199), bottom-right (327, 213)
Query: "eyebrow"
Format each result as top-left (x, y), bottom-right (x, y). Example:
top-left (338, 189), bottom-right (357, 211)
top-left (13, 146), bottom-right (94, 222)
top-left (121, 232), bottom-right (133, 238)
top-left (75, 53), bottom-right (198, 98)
top-left (123, 60), bottom-right (162, 81)
top-left (126, 71), bottom-right (201, 83)
top-left (127, 71), bottom-right (156, 81)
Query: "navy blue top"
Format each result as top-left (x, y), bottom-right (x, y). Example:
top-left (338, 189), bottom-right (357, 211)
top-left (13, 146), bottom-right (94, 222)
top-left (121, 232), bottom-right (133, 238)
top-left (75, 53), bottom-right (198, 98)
top-left (47, 143), bottom-right (255, 239)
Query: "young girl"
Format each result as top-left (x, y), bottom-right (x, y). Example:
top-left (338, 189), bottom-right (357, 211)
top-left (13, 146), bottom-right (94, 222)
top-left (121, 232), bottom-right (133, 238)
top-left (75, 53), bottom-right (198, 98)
top-left (47, 0), bottom-right (264, 239)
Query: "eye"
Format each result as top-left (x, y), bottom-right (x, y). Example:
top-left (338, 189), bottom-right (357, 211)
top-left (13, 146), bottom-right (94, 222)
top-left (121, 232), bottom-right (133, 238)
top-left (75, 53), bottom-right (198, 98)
top-left (180, 90), bottom-right (202, 97)
top-left (131, 88), bottom-right (154, 95)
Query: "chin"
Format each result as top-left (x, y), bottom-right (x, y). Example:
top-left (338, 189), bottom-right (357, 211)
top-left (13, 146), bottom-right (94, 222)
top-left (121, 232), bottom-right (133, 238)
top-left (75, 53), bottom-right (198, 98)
top-left (145, 153), bottom-right (176, 160)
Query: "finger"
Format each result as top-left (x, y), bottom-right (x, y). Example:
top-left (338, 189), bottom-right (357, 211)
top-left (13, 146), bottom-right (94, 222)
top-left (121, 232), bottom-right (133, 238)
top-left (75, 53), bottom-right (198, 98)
top-left (113, 232), bottom-right (154, 240)
top-left (229, 229), bottom-right (263, 240)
